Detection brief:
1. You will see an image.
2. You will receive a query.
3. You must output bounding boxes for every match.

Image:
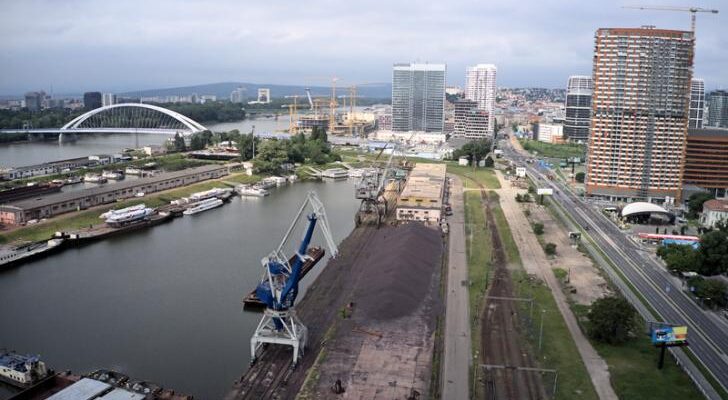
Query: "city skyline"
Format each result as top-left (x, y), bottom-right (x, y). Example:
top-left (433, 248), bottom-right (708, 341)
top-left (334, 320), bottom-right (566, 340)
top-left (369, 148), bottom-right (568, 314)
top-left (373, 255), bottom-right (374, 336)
top-left (0, 0), bottom-right (725, 95)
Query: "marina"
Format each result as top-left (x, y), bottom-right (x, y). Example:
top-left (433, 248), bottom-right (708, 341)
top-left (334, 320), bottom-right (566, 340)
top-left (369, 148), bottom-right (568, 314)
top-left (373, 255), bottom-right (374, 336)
top-left (0, 180), bottom-right (360, 399)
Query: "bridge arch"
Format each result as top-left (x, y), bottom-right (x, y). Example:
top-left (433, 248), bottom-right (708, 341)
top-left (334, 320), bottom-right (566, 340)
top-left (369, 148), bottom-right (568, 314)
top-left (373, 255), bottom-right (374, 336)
top-left (61, 103), bottom-right (207, 135)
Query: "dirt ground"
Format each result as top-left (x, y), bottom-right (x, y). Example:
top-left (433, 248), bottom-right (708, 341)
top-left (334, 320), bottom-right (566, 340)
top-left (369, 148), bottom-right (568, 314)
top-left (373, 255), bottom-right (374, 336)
top-left (526, 203), bottom-right (610, 305)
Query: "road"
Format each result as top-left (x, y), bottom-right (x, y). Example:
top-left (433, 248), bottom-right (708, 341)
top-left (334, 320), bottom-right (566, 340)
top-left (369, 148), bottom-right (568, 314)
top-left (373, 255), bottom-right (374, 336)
top-left (442, 175), bottom-right (471, 400)
top-left (501, 134), bottom-right (728, 398)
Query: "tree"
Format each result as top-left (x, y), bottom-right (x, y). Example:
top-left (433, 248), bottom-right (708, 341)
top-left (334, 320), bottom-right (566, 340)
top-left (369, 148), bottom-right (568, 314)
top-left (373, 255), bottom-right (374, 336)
top-left (587, 295), bottom-right (637, 344)
top-left (533, 222), bottom-right (544, 235)
top-left (173, 133), bottom-right (186, 152)
top-left (484, 156), bottom-right (494, 167)
top-left (522, 193), bottom-right (531, 202)
top-left (544, 242), bottom-right (557, 255)
top-left (452, 139), bottom-right (492, 165)
top-left (310, 126), bottom-right (328, 143)
top-left (237, 133), bottom-right (259, 161)
top-left (656, 244), bottom-right (702, 274)
top-left (698, 230), bottom-right (728, 276)
top-left (687, 192), bottom-right (714, 219)
top-left (515, 193), bottom-right (523, 203)
top-left (253, 139), bottom-right (288, 174)
top-left (575, 171), bottom-right (585, 183)
top-left (696, 279), bottom-right (728, 308)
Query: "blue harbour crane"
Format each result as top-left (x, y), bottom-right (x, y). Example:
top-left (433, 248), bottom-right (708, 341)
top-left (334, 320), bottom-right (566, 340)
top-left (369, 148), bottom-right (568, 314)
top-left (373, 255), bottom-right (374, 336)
top-left (250, 191), bottom-right (338, 366)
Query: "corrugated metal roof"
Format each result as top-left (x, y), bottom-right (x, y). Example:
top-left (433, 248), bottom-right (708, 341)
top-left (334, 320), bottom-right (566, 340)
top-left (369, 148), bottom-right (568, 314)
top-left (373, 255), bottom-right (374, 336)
top-left (46, 378), bottom-right (110, 400)
top-left (98, 388), bottom-right (147, 400)
top-left (4, 164), bottom-right (226, 210)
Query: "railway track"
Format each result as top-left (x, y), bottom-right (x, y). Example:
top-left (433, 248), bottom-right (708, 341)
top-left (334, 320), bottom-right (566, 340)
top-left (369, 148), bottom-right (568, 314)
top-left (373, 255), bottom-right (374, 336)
top-left (227, 225), bottom-right (378, 400)
top-left (474, 184), bottom-right (546, 399)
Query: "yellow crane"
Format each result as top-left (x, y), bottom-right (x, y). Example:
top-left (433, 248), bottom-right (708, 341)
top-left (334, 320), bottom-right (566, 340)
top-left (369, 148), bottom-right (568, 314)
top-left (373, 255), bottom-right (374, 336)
top-left (329, 77), bottom-right (339, 133)
top-left (283, 95), bottom-right (302, 135)
top-left (622, 5), bottom-right (718, 32)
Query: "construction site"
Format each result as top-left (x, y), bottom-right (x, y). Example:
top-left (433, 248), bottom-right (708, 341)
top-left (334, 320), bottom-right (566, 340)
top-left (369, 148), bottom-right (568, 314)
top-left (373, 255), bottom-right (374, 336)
top-left (284, 79), bottom-right (378, 137)
top-left (226, 153), bottom-right (448, 399)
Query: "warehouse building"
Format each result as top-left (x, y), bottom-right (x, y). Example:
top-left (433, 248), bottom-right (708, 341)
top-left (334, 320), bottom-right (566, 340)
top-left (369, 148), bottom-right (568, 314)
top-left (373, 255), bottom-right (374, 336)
top-left (397, 163), bottom-right (446, 223)
top-left (0, 165), bottom-right (228, 226)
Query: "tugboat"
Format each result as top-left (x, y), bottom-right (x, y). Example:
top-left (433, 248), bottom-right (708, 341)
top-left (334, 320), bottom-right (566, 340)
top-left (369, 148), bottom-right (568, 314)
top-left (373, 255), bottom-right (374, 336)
top-left (0, 350), bottom-right (49, 388)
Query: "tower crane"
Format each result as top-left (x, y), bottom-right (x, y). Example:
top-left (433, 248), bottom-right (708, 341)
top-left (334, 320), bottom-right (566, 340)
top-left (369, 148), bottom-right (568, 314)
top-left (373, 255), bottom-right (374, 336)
top-left (250, 191), bottom-right (338, 366)
top-left (622, 5), bottom-right (718, 32)
top-left (283, 95), bottom-right (302, 135)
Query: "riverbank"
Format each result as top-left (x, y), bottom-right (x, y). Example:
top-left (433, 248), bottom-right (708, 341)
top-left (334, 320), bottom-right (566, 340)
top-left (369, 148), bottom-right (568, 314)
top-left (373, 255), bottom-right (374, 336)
top-left (0, 172), bottom-right (260, 244)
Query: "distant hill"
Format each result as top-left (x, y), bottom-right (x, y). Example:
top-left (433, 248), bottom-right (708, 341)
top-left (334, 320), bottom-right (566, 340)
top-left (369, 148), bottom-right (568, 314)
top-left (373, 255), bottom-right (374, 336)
top-left (119, 82), bottom-right (392, 100)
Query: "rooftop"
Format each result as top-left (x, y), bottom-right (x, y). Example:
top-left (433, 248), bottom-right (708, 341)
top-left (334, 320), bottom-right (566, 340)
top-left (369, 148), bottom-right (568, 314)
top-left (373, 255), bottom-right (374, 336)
top-left (703, 199), bottom-right (728, 213)
top-left (2, 164), bottom-right (226, 210)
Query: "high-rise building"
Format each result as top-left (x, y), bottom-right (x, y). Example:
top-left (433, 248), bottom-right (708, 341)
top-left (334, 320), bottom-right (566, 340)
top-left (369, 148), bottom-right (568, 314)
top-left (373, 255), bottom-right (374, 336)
top-left (465, 64), bottom-right (497, 134)
top-left (683, 128), bottom-right (728, 200)
top-left (102, 93), bottom-right (116, 107)
top-left (24, 91), bottom-right (43, 112)
top-left (257, 88), bottom-right (271, 104)
top-left (563, 75), bottom-right (593, 143)
top-left (452, 99), bottom-right (490, 138)
top-left (230, 87), bottom-right (245, 103)
top-left (689, 79), bottom-right (705, 129)
top-left (708, 90), bottom-right (728, 128)
top-left (392, 63), bottom-right (446, 133)
top-left (83, 92), bottom-right (102, 110)
top-left (586, 27), bottom-right (694, 203)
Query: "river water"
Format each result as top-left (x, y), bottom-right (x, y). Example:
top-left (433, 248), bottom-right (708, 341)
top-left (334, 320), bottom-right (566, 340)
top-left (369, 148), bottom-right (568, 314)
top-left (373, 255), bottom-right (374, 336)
top-left (0, 117), bottom-right (285, 168)
top-left (0, 179), bottom-right (359, 399)
top-left (0, 119), bottom-right (360, 398)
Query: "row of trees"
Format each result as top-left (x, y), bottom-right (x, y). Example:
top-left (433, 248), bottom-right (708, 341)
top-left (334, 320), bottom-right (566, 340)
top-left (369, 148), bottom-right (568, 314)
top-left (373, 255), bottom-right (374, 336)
top-left (0, 108), bottom-right (83, 131)
top-left (158, 101), bottom-right (246, 123)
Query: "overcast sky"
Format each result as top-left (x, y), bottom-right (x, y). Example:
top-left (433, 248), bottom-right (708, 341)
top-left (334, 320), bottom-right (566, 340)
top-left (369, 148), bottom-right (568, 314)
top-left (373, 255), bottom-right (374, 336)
top-left (1, 0), bottom-right (725, 95)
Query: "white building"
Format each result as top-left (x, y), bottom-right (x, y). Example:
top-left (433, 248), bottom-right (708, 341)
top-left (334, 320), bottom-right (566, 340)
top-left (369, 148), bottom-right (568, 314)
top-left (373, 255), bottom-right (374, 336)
top-left (257, 88), bottom-right (271, 104)
top-left (536, 123), bottom-right (564, 143)
top-left (700, 199), bottom-right (728, 229)
top-left (102, 93), bottom-right (116, 107)
top-left (397, 163), bottom-right (446, 223)
top-left (230, 87), bottom-right (246, 103)
top-left (465, 64), bottom-right (497, 134)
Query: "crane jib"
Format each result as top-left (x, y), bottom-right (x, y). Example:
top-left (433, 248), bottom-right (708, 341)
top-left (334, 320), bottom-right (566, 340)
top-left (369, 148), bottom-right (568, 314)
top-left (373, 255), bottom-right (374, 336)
top-left (279, 214), bottom-right (318, 308)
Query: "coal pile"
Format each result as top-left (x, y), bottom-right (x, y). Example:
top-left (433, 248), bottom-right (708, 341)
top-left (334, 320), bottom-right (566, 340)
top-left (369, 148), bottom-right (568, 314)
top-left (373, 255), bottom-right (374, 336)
top-left (354, 223), bottom-right (443, 320)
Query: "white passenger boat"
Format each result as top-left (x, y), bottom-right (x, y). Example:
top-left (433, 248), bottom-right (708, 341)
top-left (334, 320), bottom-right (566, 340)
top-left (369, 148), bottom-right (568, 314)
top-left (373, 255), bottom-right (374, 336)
top-left (321, 168), bottom-right (349, 179)
top-left (100, 204), bottom-right (147, 219)
top-left (101, 170), bottom-right (124, 180)
top-left (105, 208), bottom-right (154, 226)
top-left (236, 184), bottom-right (270, 197)
top-left (125, 167), bottom-right (143, 175)
top-left (183, 198), bottom-right (224, 215)
top-left (84, 174), bottom-right (107, 183)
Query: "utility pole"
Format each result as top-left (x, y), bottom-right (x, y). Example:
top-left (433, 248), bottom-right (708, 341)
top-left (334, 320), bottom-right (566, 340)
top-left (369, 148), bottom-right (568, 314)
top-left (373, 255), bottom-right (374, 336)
top-left (538, 309), bottom-right (546, 352)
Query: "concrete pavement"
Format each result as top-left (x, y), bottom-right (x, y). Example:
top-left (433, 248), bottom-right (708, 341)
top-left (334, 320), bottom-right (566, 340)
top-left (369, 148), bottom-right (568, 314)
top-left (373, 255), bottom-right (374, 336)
top-left (441, 175), bottom-right (471, 400)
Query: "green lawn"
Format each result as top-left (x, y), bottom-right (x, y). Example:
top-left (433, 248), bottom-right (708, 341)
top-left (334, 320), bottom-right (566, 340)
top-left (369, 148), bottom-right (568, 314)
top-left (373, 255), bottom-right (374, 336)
top-left (0, 173), bottom-right (260, 244)
top-left (519, 139), bottom-right (586, 159)
top-left (512, 269), bottom-right (599, 400)
top-left (570, 305), bottom-right (706, 400)
top-left (463, 191), bottom-right (492, 366)
top-left (447, 165), bottom-right (501, 189)
top-left (488, 191), bottom-right (520, 264)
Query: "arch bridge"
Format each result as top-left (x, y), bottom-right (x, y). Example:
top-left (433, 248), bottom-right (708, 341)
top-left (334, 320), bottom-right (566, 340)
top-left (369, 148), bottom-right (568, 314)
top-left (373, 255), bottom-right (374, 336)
top-left (0, 103), bottom-right (208, 137)
top-left (61, 103), bottom-right (208, 135)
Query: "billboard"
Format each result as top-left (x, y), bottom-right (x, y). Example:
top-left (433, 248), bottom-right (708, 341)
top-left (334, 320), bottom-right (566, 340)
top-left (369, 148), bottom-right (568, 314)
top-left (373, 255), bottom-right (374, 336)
top-left (516, 167), bottom-right (526, 178)
top-left (537, 188), bottom-right (553, 196)
top-left (651, 326), bottom-right (688, 346)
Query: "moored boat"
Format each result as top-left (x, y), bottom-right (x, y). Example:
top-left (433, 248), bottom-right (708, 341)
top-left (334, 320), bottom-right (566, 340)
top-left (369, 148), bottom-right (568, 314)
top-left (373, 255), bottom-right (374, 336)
top-left (183, 198), bottom-right (224, 215)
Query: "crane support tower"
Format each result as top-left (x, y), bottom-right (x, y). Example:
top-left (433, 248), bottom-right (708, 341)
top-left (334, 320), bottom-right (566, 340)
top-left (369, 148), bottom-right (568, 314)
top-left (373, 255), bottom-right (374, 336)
top-left (250, 191), bottom-right (338, 366)
top-left (354, 142), bottom-right (397, 227)
top-left (622, 5), bottom-right (718, 32)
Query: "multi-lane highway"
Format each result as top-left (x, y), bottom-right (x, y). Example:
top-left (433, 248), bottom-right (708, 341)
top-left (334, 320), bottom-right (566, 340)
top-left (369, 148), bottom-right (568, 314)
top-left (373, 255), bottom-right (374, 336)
top-left (501, 136), bottom-right (728, 397)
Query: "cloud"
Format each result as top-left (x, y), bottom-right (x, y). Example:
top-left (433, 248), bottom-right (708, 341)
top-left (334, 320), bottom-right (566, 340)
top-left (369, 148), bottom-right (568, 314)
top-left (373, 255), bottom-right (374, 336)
top-left (0, 0), bottom-right (725, 94)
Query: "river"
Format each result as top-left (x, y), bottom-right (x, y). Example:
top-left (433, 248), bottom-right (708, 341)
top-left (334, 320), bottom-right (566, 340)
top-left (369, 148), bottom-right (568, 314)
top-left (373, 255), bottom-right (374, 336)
top-left (0, 117), bottom-right (286, 168)
top-left (0, 179), bottom-right (360, 399)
